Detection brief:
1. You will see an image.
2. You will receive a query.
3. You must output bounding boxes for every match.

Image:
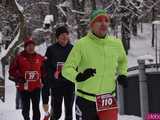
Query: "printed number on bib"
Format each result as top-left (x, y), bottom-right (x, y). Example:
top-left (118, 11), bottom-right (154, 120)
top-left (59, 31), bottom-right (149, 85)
top-left (54, 62), bottom-right (64, 79)
top-left (25, 71), bottom-right (39, 81)
top-left (96, 93), bottom-right (118, 111)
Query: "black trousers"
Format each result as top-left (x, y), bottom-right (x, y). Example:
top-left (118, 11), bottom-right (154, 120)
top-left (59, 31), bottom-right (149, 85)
top-left (42, 84), bottom-right (50, 104)
top-left (20, 89), bottom-right (41, 120)
top-left (75, 96), bottom-right (99, 120)
top-left (50, 87), bottom-right (75, 120)
top-left (16, 89), bottom-right (22, 109)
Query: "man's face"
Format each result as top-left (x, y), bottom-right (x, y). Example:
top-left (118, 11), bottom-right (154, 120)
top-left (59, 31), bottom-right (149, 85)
top-left (57, 32), bottom-right (69, 46)
top-left (91, 16), bottom-right (109, 38)
top-left (25, 44), bottom-right (35, 54)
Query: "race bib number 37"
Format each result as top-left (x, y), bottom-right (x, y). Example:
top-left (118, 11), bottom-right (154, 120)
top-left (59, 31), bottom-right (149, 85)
top-left (96, 93), bottom-right (118, 112)
top-left (25, 71), bottom-right (39, 81)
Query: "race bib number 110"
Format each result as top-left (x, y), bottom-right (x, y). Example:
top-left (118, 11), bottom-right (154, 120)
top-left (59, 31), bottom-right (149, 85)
top-left (96, 93), bottom-right (118, 112)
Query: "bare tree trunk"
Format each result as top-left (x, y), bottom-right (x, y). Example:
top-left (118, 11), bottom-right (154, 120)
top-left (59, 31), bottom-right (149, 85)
top-left (0, 0), bottom-right (27, 102)
top-left (5, 0), bottom-right (9, 7)
top-left (49, 0), bottom-right (58, 43)
top-left (152, 2), bottom-right (155, 47)
top-left (91, 0), bottom-right (96, 10)
top-left (72, 0), bottom-right (87, 38)
top-left (1, 0), bottom-right (27, 62)
top-left (49, 0), bottom-right (58, 26)
top-left (120, 0), bottom-right (131, 54)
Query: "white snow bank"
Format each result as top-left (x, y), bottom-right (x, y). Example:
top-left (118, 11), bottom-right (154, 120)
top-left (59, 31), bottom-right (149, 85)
top-left (119, 115), bottom-right (142, 120)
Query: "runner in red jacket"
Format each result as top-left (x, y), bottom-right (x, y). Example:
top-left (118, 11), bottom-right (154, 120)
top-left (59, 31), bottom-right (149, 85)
top-left (9, 37), bottom-right (45, 120)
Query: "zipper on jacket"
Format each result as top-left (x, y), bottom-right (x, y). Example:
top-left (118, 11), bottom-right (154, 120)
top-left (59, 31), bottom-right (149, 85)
top-left (98, 44), bottom-right (106, 94)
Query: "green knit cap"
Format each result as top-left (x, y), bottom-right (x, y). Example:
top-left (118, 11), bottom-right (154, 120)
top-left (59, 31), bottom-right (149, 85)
top-left (90, 8), bottom-right (107, 23)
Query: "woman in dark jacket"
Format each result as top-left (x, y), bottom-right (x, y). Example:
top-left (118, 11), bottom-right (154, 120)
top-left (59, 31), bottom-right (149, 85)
top-left (43, 26), bottom-right (75, 120)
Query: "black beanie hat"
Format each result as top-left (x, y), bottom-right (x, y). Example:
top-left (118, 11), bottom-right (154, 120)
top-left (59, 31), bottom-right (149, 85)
top-left (55, 26), bottom-right (69, 38)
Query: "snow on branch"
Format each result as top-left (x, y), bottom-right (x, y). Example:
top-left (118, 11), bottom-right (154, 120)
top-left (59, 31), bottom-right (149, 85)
top-left (0, 32), bottom-right (2, 44)
top-left (139, 0), bottom-right (160, 18)
top-left (56, 1), bottom-right (72, 17)
top-left (71, 10), bottom-right (86, 15)
top-left (0, 0), bottom-right (27, 62)
top-left (137, 0), bottom-right (143, 2)
top-left (58, 1), bottom-right (71, 8)
top-left (126, 0), bottom-right (142, 12)
top-left (56, 4), bottom-right (67, 17)
top-left (152, 20), bottom-right (160, 25)
top-left (57, 1), bottom-right (87, 17)
top-left (105, 0), bottom-right (116, 11)
top-left (106, 0), bottom-right (160, 19)
top-left (23, 2), bottom-right (49, 13)
top-left (137, 54), bottom-right (154, 62)
top-left (15, 0), bottom-right (24, 13)
top-left (43, 15), bottom-right (54, 24)
top-left (0, 29), bottom-right (20, 60)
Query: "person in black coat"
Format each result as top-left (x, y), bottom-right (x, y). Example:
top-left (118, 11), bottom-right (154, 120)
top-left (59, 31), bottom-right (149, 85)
top-left (42, 26), bottom-right (75, 120)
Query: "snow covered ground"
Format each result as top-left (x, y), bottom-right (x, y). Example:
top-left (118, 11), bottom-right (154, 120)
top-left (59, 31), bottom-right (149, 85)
top-left (0, 73), bottom-right (142, 120)
top-left (2, 23), bottom-right (158, 120)
top-left (128, 23), bottom-right (160, 68)
top-left (0, 62), bottom-right (144, 119)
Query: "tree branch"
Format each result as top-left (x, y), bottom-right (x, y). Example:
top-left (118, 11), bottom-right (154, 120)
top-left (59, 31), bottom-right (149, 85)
top-left (1, 0), bottom-right (27, 63)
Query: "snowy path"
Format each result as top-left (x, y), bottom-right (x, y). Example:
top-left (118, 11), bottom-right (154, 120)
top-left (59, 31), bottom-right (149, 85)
top-left (0, 67), bottom-right (142, 120)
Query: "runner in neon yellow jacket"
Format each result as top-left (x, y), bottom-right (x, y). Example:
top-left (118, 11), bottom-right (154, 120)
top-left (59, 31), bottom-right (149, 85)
top-left (62, 9), bottom-right (127, 103)
top-left (62, 32), bottom-right (127, 102)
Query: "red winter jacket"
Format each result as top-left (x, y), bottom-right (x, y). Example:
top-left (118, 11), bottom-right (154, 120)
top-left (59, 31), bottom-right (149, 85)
top-left (9, 51), bottom-right (45, 92)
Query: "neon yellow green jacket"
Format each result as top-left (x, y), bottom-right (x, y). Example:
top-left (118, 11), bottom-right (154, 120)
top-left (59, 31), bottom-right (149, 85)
top-left (62, 32), bottom-right (127, 102)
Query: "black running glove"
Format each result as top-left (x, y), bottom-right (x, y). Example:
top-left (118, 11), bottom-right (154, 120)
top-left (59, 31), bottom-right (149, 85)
top-left (76, 68), bottom-right (96, 82)
top-left (117, 75), bottom-right (128, 88)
